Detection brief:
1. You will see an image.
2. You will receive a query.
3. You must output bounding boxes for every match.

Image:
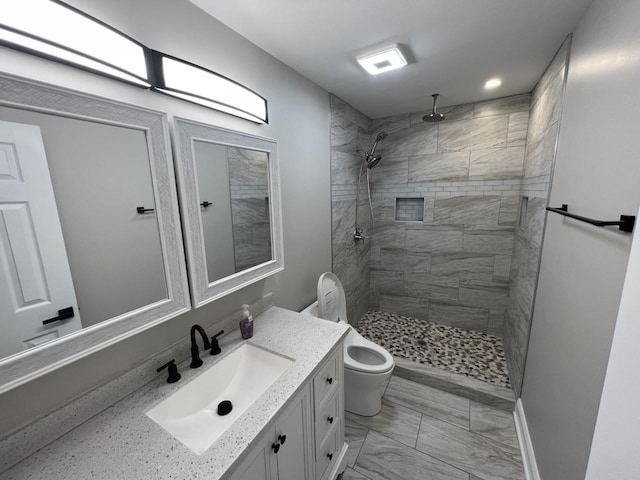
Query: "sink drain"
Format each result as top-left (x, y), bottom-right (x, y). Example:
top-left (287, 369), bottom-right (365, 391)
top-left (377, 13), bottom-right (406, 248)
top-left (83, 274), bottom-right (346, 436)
top-left (217, 400), bottom-right (233, 416)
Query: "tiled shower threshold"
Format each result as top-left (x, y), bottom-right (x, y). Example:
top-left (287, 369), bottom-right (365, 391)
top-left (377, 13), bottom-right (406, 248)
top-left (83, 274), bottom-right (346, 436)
top-left (356, 310), bottom-right (515, 410)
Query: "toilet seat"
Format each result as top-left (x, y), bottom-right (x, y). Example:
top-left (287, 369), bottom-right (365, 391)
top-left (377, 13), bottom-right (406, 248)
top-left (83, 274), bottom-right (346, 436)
top-left (316, 272), bottom-right (394, 375)
top-left (343, 329), bottom-right (394, 374)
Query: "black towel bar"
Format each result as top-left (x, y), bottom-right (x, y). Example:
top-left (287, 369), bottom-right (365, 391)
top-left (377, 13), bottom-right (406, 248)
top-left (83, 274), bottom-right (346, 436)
top-left (546, 204), bottom-right (635, 233)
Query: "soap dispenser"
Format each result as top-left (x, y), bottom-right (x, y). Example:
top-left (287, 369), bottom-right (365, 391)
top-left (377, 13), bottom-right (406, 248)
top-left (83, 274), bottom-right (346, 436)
top-left (239, 304), bottom-right (254, 339)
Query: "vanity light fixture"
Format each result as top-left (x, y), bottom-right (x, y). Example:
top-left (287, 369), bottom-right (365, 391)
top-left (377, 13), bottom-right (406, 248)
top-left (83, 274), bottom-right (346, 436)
top-left (148, 51), bottom-right (268, 124)
top-left (484, 78), bottom-right (503, 89)
top-left (357, 44), bottom-right (408, 75)
top-left (0, 0), bottom-right (151, 87)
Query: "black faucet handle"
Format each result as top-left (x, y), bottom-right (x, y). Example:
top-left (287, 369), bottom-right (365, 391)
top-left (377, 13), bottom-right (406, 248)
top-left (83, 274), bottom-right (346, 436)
top-left (210, 330), bottom-right (224, 355)
top-left (157, 359), bottom-right (181, 384)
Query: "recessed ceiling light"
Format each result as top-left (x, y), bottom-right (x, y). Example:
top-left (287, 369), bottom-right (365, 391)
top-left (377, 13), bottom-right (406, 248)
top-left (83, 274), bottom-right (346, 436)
top-left (357, 44), bottom-right (407, 75)
top-left (485, 78), bottom-right (502, 89)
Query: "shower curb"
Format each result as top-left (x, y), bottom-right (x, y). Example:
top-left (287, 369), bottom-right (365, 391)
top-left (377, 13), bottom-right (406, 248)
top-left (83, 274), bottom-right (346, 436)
top-left (392, 356), bottom-right (516, 411)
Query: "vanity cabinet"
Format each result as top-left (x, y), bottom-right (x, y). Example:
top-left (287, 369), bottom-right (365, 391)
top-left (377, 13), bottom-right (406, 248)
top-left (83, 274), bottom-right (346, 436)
top-left (313, 347), bottom-right (344, 480)
top-left (231, 345), bottom-right (345, 480)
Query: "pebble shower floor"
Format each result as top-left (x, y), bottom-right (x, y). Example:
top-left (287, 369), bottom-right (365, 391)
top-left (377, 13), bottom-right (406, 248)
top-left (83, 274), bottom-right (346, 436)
top-left (356, 310), bottom-right (511, 387)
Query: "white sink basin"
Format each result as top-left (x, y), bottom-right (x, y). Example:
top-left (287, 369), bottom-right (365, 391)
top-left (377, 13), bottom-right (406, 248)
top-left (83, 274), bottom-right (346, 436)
top-left (146, 343), bottom-right (294, 454)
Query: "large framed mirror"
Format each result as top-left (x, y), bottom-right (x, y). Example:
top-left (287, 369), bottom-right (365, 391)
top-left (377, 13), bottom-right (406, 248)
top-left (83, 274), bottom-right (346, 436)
top-left (0, 73), bottom-right (190, 393)
top-left (173, 118), bottom-right (283, 307)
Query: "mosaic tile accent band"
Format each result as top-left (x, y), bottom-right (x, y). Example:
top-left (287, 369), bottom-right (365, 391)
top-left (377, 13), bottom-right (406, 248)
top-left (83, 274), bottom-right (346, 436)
top-left (356, 310), bottom-right (511, 387)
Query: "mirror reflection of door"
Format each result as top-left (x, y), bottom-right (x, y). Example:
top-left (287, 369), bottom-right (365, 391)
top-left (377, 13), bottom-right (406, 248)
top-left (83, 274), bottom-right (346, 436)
top-left (0, 121), bottom-right (82, 357)
top-left (194, 141), bottom-right (236, 283)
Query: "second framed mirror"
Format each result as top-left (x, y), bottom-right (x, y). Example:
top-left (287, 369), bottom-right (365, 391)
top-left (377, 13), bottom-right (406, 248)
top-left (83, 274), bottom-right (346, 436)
top-left (173, 118), bottom-right (283, 307)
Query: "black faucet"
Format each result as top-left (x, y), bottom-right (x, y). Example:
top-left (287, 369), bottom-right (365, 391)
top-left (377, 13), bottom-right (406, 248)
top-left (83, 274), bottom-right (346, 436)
top-left (190, 324), bottom-right (211, 369)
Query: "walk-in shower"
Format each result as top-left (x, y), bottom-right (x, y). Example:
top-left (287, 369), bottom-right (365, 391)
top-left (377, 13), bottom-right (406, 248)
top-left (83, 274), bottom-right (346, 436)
top-left (354, 131), bottom-right (387, 241)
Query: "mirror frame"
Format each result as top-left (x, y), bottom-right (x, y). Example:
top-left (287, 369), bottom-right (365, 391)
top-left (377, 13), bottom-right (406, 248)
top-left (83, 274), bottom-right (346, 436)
top-left (173, 117), bottom-right (284, 307)
top-left (0, 73), bottom-right (191, 393)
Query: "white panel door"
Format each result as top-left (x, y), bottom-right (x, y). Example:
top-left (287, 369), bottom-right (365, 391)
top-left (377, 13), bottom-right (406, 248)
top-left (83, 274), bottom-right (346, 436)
top-left (0, 120), bottom-right (81, 358)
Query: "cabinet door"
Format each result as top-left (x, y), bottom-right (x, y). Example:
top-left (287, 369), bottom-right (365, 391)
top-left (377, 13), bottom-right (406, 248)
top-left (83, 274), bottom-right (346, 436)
top-left (274, 387), bottom-right (313, 480)
top-left (231, 429), bottom-right (275, 480)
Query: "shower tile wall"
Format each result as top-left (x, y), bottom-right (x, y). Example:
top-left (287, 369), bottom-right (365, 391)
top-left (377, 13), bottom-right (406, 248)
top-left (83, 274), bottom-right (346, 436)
top-left (368, 94), bottom-right (532, 335)
top-left (229, 147), bottom-right (271, 272)
top-left (503, 38), bottom-right (570, 395)
top-left (330, 94), bottom-right (374, 324)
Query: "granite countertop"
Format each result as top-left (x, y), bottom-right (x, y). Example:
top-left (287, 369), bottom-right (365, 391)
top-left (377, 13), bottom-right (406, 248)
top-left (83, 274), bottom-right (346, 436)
top-left (1, 307), bottom-right (349, 480)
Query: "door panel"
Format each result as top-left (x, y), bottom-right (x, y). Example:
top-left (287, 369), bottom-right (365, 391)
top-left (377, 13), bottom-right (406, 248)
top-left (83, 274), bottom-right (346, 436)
top-left (0, 120), bottom-right (81, 358)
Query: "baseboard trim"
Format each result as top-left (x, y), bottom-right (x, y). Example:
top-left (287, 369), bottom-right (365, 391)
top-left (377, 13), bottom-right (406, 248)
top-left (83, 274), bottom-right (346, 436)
top-left (513, 398), bottom-right (541, 480)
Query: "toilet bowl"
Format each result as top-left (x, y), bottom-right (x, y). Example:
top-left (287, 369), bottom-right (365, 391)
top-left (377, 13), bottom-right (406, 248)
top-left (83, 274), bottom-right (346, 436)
top-left (301, 272), bottom-right (394, 416)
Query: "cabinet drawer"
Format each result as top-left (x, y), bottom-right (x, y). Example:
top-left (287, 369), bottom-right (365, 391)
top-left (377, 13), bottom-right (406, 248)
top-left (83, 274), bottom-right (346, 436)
top-left (315, 391), bottom-right (339, 447)
top-left (315, 420), bottom-right (339, 480)
top-left (313, 352), bottom-right (338, 407)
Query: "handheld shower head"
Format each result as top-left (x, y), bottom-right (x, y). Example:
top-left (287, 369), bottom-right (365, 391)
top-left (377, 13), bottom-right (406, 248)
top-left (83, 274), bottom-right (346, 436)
top-left (423, 94), bottom-right (445, 123)
top-left (365, 131), bottom-right (388, 168)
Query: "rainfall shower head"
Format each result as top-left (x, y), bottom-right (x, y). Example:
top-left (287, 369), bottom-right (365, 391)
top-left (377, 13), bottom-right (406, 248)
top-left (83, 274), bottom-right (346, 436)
top-left (423, 94), bottom-right (445, 123)
top-left (365, 131), bottom-right (388, 168)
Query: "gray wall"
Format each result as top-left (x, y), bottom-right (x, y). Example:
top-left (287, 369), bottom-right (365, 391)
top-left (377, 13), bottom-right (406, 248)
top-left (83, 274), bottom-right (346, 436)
top-left (329, 94), bottom-right (373, 325)
top-left (503, 38), bottom-right (570, 395)
top-left (0, 0), bottom-right (331, 436)
top-left (0, 106), bottom-right (167, 328)
top-left (521, 0), bottom-right (640, 478)
top-left (367, 95), bottom-right (530, 335)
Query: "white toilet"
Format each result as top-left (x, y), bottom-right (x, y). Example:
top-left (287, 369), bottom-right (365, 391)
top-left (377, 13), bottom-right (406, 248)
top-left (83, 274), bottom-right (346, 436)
top-left (302, 272), bottom-right (394, 416)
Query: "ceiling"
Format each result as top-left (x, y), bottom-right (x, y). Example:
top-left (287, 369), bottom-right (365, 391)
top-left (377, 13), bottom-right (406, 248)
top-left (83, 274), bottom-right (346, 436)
top-left (189, 0), bottom-right (593, 119)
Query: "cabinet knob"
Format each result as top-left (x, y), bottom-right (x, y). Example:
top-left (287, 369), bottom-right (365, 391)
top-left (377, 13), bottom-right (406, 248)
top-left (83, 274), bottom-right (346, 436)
top-left (327, 452), bottom-right (333, 461)
top-left (271, 443), bottom-right (280, 454)
top-left (326, 377), bottom-right (333, 385)
top-left (278, 434), bottom-right (287, 445)
top-left (327, 416), bottom-right (334, 424)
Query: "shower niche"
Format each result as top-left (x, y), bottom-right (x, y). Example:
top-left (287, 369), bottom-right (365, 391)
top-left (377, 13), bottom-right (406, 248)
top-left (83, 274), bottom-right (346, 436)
top-left (395, 197), bottom-right (425, 222)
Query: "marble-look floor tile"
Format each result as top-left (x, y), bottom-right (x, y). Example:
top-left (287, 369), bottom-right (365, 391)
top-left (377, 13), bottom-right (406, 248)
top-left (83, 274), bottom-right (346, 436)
top-left (416, 414), bottom-right (524, 480)
top-left (345, 418), bottom-right (369, 468)
top-left (341, 467), bottom-right (372, 480)
top-left (356, 430), bottom-right (470, 480)
top-left (346, 400), bottom-right (421, 448)
top-left (384, 376), bottom-right (470, 428)
top-left (469, 401), bottom-right (520, 451)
